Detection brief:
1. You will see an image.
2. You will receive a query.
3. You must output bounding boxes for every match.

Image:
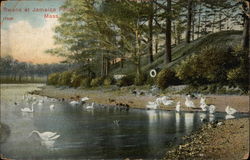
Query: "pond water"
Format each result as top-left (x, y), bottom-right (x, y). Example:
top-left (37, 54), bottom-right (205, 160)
top-left (0, 84), bottom-right (248, 160)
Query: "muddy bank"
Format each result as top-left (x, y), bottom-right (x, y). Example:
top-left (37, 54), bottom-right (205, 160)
top-left (33, 85), bottom-right (249, 113)
top-left (164, 118), bottom-right (249, 160)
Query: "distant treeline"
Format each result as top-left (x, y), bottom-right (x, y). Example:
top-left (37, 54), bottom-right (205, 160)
top-left (0, 55), bottom-right (73, 83)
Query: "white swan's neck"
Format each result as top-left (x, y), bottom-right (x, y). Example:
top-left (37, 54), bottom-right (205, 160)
top-left (31, 103), bottom-right (35, 111)
top-left (31, 130), bottom-right (40, 136)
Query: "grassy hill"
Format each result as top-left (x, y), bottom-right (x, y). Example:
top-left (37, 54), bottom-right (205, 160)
top-left (111, 30), bottom-right (242, 75)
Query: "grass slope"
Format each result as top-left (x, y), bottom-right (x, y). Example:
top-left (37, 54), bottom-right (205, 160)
top-left (111, 30), bottom-right (242, 75)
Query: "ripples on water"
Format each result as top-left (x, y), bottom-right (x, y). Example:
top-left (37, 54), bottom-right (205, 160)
top-left (0, 84), bottom-right (248, 159)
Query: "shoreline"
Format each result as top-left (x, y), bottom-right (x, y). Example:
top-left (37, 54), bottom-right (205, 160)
top-left (164, 118), bottom-right (249, 160)
top-left (32, 85), bottom-right (249, 113)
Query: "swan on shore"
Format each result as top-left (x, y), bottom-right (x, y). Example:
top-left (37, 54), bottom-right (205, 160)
top-left (155, 96), bottom-right (173, 106)
top-left (225, 106), bottom-right (237, 115)
top-left (200, 97), bottom-right (206, 105)
top-left (185, 95), bottom-right (195, 108)
top-left (28, 130), bottom-right (60, 141)
top-left (81, 97), bottom-right (90, 102)
top-left (200, 103), bottom-right (208, 111)
top-left (146, 101), bottom-right (158, 110)
top-left (176, 101), bottom-right (181, 112)
top-left (21, 102), bottom-right (36, 113)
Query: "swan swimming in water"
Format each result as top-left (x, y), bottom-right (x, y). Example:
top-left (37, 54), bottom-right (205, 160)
top-left (175, 101), bottom-right (181, 112)
top-left (86, 102), bottom-right (94, 109)
top-left (225, 106), bottom-right (237, 115)
top-left (70, 100), bottom-right (80, 106)
top-left (185, 95), bottom-right (195, 108)
top-left (225, 114), bottom-right (235, 120)
top-left (50, 104), bottom-right (55, 111)
top-left (28, 130), bottom-right (60, 141)
top-left (21, 102), bottom-right (36, 113)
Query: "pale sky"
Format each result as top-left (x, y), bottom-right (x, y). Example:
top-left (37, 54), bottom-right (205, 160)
top-left (1, 0), bottom-right (65, 64)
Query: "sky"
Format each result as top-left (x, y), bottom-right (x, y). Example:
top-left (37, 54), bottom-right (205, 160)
top-left (1, 0), bottom-right (66, 64)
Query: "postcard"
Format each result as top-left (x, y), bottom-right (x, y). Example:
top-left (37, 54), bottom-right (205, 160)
top-left (1, 0), bottom-right (249, 159)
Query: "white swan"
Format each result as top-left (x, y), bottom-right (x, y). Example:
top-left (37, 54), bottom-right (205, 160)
top-left (146, 101), bottom-right (158, 110)
top-left (208, 105), bottom-right (216, 114)
top-left (86, 103), bottom-right (94, 109)
top-left (49, 104), bottom-right (55, 111)
top-left (200, 103), bottom-right (208, 111)
top-left (162, 99), bottom-right (174, 106)
top-left (28, 130), bottom-right (60, 141)
top-left (185, 95), bottom-right (195, 108)
top-left (176, 101), bottom-right (181, 112)
top-left (37, 100), bottom-right (44, 106)
top-left (155, 96), bottom-right (171, 105)
top-left (200, 97), bottom-right (206, 105)
top-left (21, 102), bottom-right (36, 113)
top-left (70, 100), bottom-right (79, 106)
top-left (225, 114), bottom-right (235, 120)
top-left (81, 97), bottom-right (90, 102)
top-left (225, 106), bottom-right (237, 115)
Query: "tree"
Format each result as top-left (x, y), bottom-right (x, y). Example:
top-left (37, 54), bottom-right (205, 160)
top-left (186, 0), bottom-right (193, 43)
top-left (241, 0), bottom-right (250, 52)
top-left (165, 0), bottom-right (172, 64)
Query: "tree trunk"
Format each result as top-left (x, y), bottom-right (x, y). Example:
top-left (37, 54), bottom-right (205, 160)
top-left (101, 53), bottom-right (105, 77)
top-left (165, 0), bottom-right (172, 64)
top-left (197, 4), bottom-right (201, 38)
top-left (120, 57), bottom-right (124, 69)
top-left (136, 56), bottom-right (141, 76)
top-left (105, 57), bottom-right (109, 76)
top-left (219, 13), bottom-right (222, 31)
top-left (192, 12), bottom-right (195, 41)
top-left (155, 34), bottom-right (159, 54)
top-left (148, 1), bottom-right (154, 63)
top-left (186, 0), bottom-right (192, 43)
top-left (243, 16), bottom-right (250, 52)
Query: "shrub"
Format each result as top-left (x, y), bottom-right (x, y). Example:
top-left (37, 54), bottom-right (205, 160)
top-left (71, 74), bottom-right (85, 88)
top-left (146, 75), bottom-right (155, 85)
top-left (90, 77), bottom-right (103, 87)
top-left (117, 74), bottom-right (135, 87)
top-left (103, 77), bottom-right (115, 86)
top-left (59, 71), bottom-right (73, 86)
top-left (227, 46), bottom-right (249, 93)
top-left (80, 77), bottom-right (92, 88)
top-left (134, 73), bottom-right (147, 86)
top-left (47, 73), bottom-right (60, 85)
top-left (156, 68), bottom-right (179, 89)
top-left (175, 45), bottom-right (237, 85)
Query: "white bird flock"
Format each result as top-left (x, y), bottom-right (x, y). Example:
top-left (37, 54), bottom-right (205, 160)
top-left (145, 94), bottom-right (237, 121)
